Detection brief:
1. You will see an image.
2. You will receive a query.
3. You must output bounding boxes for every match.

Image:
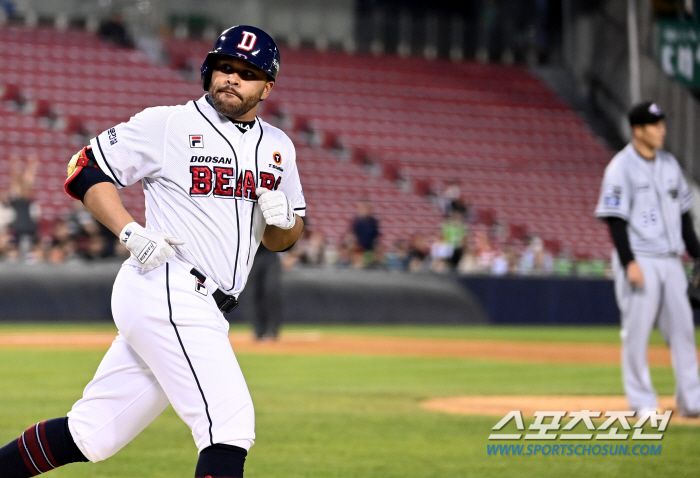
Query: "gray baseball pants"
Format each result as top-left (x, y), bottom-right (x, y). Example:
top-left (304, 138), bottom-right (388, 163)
top-left (613, 254), bottom-right (700, 415)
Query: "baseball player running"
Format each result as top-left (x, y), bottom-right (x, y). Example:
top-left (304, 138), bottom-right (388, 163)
top-left (0, 25), bottom-right (305, 478)
top-left (595, 101), bottom-right (700, 417)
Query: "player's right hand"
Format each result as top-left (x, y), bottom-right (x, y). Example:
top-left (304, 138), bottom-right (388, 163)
top-left (626, 260), bottom-right (645, 289)
top-left (119, 222), bottom-right (185, 272)
top-left (255, 187), bottom-right (296, 230)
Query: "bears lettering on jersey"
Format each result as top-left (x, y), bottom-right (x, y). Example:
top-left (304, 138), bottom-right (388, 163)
top-left (191, 165), bottom-right (280, 199)
top-left (190, 166), bottom-right (213, 196)
top-left (242, 171), bottom-right (256, 199)
top-left (259, 172), bottom-right (275, 190)
top-left (213, 167), bottom-right (234, 197)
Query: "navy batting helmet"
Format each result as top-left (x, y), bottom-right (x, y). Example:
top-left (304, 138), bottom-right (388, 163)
top-left (201, 25), bottom-right (281, 91)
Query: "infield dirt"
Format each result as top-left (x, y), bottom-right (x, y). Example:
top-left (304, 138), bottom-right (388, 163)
top-left (0, 331), bottom-right (682, 365)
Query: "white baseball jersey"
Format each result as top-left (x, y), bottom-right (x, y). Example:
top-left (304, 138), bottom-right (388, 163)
top-left (595, 143), bottom-right (692, 256)
top-left (90, 95), bottom-right (306, 294)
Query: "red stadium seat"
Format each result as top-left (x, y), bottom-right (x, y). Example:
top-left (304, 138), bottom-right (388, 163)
top-left (0, 27), bottom-right (616, 256)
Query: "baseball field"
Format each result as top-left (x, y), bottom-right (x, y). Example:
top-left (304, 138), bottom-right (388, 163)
top-left (1, 323), bottom-right (699, 477)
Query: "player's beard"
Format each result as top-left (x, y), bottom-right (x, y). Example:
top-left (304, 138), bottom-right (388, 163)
top-left (209, 86), bottom-right (262, 120)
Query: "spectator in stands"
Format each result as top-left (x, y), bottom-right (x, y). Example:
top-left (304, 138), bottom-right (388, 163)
top-left (98, 12), bottom-right (135, 49)
top-left (457, 237), bottom-right (481, 274)
top-left (429, 233), bottom-right (453, 273)
top-left (0, 192), bottom-right (15, 260)
top-left (2, 243), bottom-right (19, 262)
top-left (335, 232), bottom-right (357, 268)
top-left (64, 201), bottom-right (117, 260)
top-left (83, 234), bottom-right (108, 261)
top-left (280, 226), bottom-right (327, 269)
top-left (407, 232), bottom-right (430, 272)
top-left (488, 218), bottom-right (510, 250)
top-left (351, 200), bottom-right (380, 260)
top-left (441, 210), bottom-right (468, 269)
top-left (47, 218), bottom-right (78, 264)
top-left (553, 248), bottom-right (574, 276)
top-left (300, 230), bottom-right (326, 265)
top-left (8, 154), bottom-right (40, 262)
top-left (350, 246), bottom-right (367, 270)
top-left (322, 237), bottom-right (338, 267)
top-left (519, 235), bottom-right (554, 275)
top-left (492, 244), bottom-right (519, 275)
top-left (490, 246), bottom-right (510, 275)
top-left (474, 230), bottom-right (496, 271)
top-left (437, 181), bottom-right (469, 218)
top-left (385, 239), bottom-right (410, 271)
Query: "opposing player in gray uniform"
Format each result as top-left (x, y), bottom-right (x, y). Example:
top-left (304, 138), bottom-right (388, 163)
top-left (595, 101), bottom-right (700, 417)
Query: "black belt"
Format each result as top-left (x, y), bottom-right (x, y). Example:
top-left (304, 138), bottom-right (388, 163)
top-left (190, 268), bottom-right (238, 313)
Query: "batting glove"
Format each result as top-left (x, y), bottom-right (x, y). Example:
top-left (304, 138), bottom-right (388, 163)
top-left (256, 187), bottom-right (296, 230)
top-left (119, 222), bottom-right (185, 272)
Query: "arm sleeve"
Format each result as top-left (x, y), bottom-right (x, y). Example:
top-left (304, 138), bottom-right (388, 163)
top-left (89, 106), bottom-right (172, 188)
top-left (682, 212), bottom-right (700, 259)
top-left (67, 149), bottom-right (115, 201)
top-left (277, 144), bottom-right (306, 217)
top-left (595, 161), bottom-right (631, 220)
top-left (606, 217), bottom-right (635, 268)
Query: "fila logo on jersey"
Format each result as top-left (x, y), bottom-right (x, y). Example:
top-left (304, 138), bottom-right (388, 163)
top-left (190, 135), bottom-right (204, 148)
top-left (190, 166), bottom-right (281, 199)
top-left (195, 277), bottom-right (208, 296)
top-left (237, 31), bottom-right (257, 51)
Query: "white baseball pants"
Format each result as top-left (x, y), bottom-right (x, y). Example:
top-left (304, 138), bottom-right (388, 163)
top-left (613, 254), bottom-right (700, 415)
top-left (67, 257), bottom-right (255, 462)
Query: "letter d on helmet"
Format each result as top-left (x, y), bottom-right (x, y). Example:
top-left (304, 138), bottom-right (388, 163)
top-left (201, 25), bottom-right (281, 90)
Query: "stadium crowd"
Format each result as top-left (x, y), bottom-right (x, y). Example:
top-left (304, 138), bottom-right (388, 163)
top-left (0, 160), bottom-right (608, 276)
top-left (283, 200), bottom-right (609, 277)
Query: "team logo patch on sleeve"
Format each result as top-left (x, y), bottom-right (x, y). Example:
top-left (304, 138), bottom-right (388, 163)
top-left (605, 186), bottom-right (622, 207)
top-left (190, 135), bottom-right (204, 148)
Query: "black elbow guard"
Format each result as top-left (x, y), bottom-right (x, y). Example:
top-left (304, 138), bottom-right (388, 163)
top-left (65, 146), bottom-right (114, 201)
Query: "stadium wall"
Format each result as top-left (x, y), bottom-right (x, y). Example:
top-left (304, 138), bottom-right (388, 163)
top-left (11, 0), bottom-right (355, 48)
top-left (459, 276), bottom-right (618, 325)
top-left (0, 264), bottom-right (623, 325)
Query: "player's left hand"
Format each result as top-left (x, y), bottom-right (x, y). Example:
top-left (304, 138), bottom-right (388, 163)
top-left (119, 222), bottom-right (185, 272)
top-left (256, 187), bottom-right (296, 230)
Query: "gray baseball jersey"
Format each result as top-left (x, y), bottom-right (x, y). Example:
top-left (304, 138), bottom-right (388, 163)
top-left (90, 95), bottom-right (306, 295)
top-left (595, 142), bottom-right (700, 415)
top-left (595, 143), bottom-right (692, 256)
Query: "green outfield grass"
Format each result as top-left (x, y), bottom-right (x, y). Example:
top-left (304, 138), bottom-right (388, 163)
top-left (0, 321), bottom-right (690, 346)
top-left (0, 325), bottom-right (698, 477)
